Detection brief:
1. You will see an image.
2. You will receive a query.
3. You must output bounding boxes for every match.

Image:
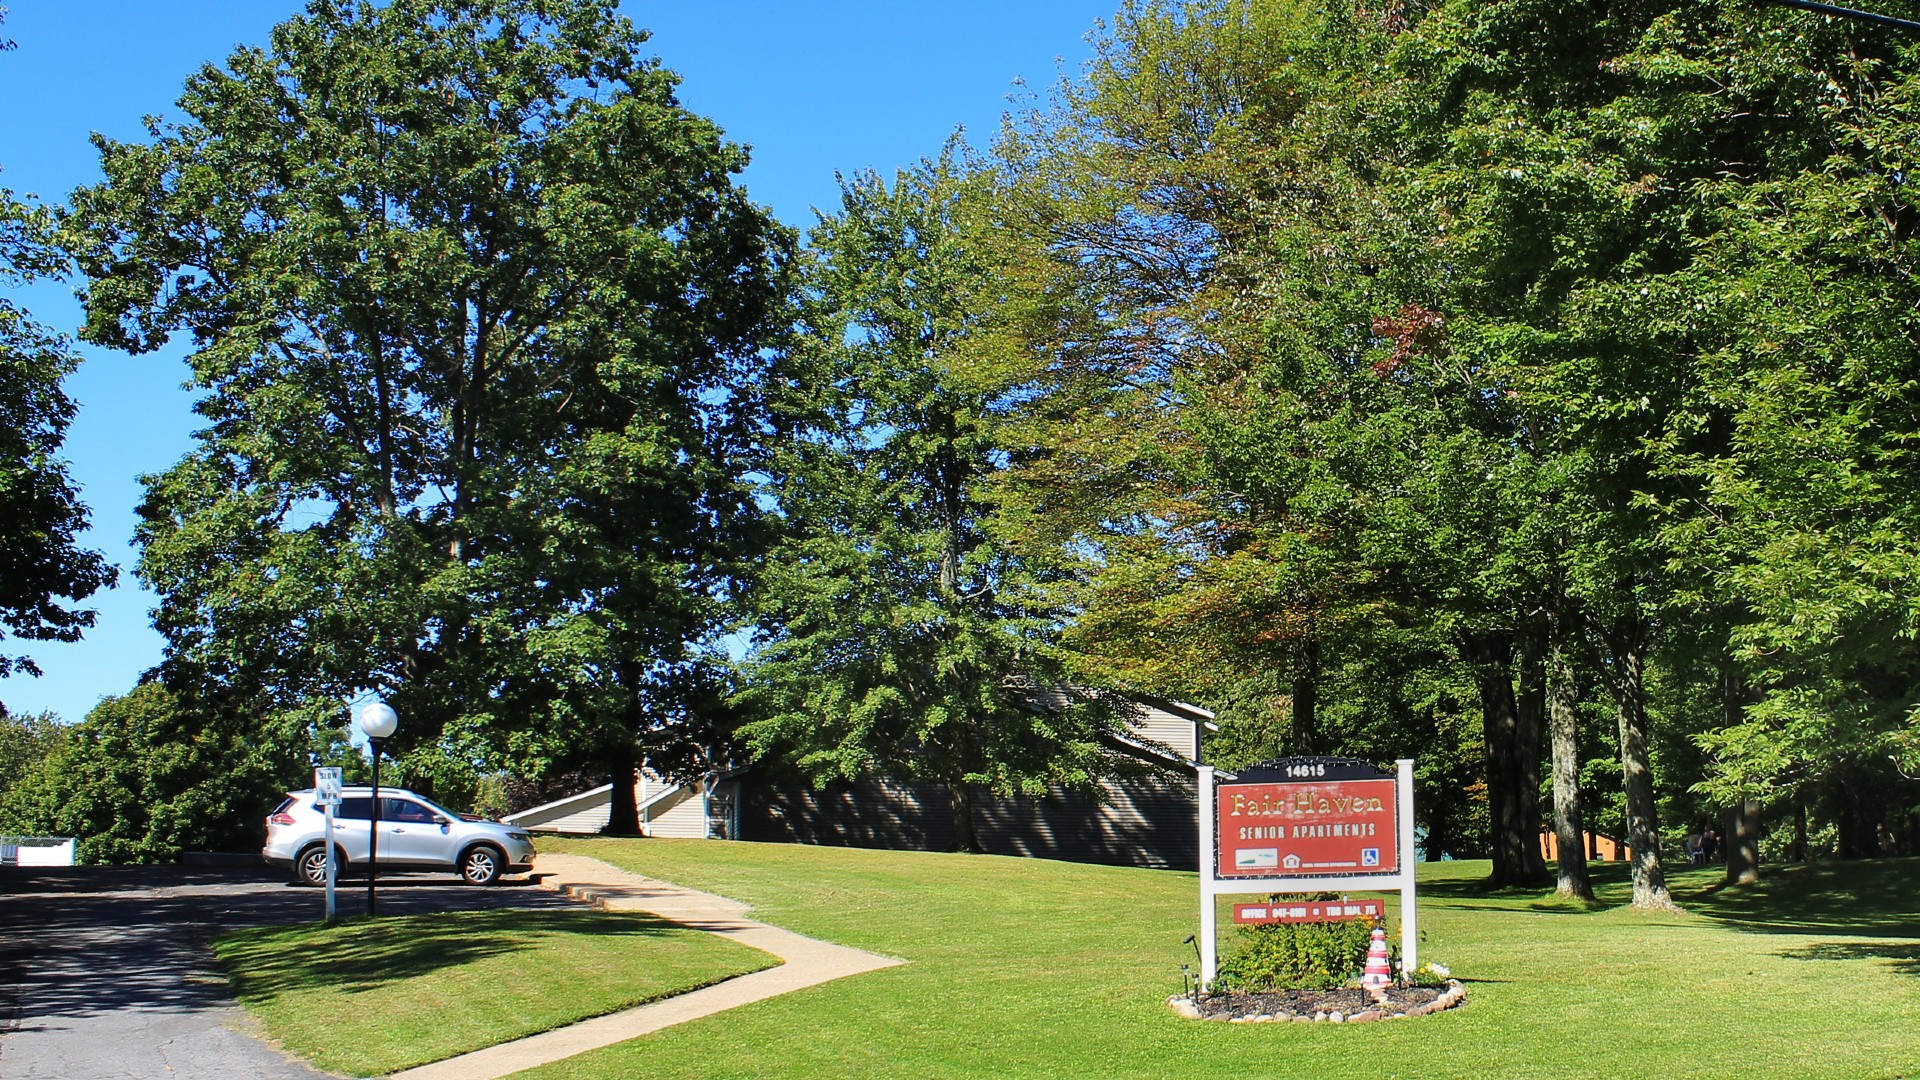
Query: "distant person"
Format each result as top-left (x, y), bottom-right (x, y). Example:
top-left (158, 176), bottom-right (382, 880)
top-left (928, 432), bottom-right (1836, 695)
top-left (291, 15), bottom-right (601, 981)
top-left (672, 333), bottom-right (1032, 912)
top-left (1702, 827), bottom-right (1720, 862)
top-left (1686, 832), bottom-right (1704, 865)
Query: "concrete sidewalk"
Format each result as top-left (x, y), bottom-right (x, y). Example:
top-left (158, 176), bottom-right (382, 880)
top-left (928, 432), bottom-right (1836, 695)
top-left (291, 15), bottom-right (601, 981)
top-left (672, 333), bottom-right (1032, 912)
top-left (389, 853), bottom-right (905, 1080)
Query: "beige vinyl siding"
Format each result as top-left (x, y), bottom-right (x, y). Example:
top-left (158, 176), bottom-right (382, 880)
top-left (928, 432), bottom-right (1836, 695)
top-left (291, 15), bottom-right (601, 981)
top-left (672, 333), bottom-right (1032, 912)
top-left (1124, 702), bottom-right (1205, 761)
top-left (507, 771), bottom-right (726, 837)
top-left (505, 785), bottom-right (614, 834)
top-left (643, 778), bottom-right (740, 838)
top-left (640, 786), bottom-right (708, 838)
top-left (531, 801), bottom-right (614, 834)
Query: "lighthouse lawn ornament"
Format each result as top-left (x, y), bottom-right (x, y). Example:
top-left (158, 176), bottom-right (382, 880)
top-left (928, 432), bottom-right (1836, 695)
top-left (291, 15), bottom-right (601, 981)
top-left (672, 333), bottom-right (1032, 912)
top-left (1361, 925), bottom-right (1393, 995)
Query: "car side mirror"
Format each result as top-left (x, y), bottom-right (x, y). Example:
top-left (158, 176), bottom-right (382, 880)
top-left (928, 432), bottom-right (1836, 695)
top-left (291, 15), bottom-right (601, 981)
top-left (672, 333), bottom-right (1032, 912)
top-left (433, 815), bottom-right (450, 825)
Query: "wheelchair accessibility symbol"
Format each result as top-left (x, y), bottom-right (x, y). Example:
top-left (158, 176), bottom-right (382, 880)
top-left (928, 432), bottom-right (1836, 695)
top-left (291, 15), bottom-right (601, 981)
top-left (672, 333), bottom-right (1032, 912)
top-left (1361, 848), bottom-right (1381, 867)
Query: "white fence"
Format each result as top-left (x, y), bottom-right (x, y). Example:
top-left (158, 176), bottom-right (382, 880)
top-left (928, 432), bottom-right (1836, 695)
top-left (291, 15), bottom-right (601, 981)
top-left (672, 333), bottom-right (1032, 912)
top-left (0, 836), bottom-right (76, 866)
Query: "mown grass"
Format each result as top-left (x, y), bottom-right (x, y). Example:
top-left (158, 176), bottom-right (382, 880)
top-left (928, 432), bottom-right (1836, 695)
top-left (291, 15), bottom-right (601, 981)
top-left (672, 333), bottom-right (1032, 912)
top-left (508, 839), bottom-right (1920, 1080)
top-left (211, 907), bottom-right (775, 1076)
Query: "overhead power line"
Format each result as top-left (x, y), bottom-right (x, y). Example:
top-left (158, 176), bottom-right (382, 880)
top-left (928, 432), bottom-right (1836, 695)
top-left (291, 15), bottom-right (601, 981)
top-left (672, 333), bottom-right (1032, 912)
top-left (1762, 0), bottom-right (1920, 34)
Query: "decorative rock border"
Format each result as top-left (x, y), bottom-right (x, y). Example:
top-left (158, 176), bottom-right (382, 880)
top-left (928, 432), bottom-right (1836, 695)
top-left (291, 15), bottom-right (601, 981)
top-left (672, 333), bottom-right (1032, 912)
top-left (1167, 980), bottom-right (1465, 1023)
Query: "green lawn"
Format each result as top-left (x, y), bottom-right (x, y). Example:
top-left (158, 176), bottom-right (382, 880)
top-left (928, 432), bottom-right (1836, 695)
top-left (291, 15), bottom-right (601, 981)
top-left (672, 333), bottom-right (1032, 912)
top-left (503, 838), bottom-right (1920, 1080)
top-left (211, 907), bottom-right (776, 1076)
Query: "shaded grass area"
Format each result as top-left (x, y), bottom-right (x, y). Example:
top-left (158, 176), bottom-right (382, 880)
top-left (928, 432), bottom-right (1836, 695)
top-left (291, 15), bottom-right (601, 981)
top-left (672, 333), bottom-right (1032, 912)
top-left (213, 908), bottom-right (775, 1076)
top-left (514, 840), bottom-right (1920, 1080)
top-left (1681, 858), bottom-right (1920, 937)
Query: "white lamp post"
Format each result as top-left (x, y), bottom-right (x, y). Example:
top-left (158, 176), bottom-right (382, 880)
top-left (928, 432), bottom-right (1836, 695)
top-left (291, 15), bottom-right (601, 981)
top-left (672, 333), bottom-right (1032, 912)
top-left (356, 702), bottom-right (398, 916)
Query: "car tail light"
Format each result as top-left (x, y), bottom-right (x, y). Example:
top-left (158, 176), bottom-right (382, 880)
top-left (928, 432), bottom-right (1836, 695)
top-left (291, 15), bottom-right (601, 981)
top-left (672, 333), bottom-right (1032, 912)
top-left (268, 812), bottom-right (296, 826)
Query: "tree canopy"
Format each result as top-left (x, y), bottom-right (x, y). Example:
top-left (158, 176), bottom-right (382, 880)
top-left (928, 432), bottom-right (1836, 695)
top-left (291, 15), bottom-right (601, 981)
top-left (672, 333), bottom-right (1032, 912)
top-left (0, 682), bottom-right (316, 861)
top-left (949, 0), bottom-right (1920, 892)
top-left (736, 155), bottom-right (1126, 852)
top-left (63, 0), bottom-right (790, 798)
top-left (20, 0), bottom-right (1920, 877)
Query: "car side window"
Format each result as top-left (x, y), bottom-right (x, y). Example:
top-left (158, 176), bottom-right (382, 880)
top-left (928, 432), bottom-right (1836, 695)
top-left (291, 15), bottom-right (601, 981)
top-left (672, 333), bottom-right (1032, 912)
top-left (386, 799), bottom-right (436, 823)
top-left (336, 797), bottom-right (373, 820)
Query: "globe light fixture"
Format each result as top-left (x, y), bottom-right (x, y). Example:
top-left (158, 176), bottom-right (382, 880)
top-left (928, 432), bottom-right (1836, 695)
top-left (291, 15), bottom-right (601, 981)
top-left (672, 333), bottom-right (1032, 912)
top-left (356, 702), bottom-right (399, 915)
top-left (358, 702), bottom-right (398, 740)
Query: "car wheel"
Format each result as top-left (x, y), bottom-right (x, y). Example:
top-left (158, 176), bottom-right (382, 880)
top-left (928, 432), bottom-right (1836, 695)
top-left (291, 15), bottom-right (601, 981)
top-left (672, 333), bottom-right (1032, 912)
top-left (295, 844), bottom-right (337, 886)
top-left (459, 844), bottom-right (503, 885)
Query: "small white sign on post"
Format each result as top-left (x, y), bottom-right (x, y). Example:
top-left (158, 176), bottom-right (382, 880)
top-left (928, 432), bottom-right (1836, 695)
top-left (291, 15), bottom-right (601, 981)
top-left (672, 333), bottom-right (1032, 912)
top-left (314, 767), bottom-right (343, 922)
top-left (315, 767), bottom-right (343, 807)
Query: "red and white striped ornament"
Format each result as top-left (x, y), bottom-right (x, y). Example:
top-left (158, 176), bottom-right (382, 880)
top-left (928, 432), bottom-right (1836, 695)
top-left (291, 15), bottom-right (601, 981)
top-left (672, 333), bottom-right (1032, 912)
top-left (1360, 925), bottom-right (1392, 991)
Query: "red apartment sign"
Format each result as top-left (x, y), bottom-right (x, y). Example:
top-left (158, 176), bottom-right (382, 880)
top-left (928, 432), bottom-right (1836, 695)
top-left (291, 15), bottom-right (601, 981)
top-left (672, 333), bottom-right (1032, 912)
top-left (1216, 777), bottom-right (1399, 878)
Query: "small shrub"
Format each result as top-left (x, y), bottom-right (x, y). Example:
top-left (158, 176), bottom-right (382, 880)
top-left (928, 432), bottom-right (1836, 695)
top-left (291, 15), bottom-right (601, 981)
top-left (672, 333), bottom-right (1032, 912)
top-left (1215, 910), bottom-right (1378, 991)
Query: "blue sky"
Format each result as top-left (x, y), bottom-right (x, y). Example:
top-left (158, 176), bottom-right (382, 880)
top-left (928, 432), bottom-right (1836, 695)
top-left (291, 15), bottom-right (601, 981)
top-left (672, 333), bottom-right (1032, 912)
top-left (0, 1), bottom-right (1114, 725)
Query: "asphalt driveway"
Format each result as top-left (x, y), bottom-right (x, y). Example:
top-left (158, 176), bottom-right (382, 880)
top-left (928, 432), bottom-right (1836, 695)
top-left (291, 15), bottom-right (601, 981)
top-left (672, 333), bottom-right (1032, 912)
top-left (0, 861), bottom-right (581, 1080)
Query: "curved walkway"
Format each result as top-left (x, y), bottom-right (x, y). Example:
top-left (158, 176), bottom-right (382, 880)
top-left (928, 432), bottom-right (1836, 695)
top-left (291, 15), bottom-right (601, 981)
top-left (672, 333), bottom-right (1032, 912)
top-left (389, 854), bottom-right (905, 1080)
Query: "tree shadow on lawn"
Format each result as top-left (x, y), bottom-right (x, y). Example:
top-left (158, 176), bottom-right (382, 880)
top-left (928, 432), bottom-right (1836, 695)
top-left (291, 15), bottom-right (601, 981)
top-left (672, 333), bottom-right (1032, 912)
top-left (218, 909), bottom-right (685, 1000)
top-left (1412, 859), bottom-right (1920, 981)
top-left (1419, 858), bottom-right (1920, 939)
top-left (1675, 857), bottom-right (1920, 940)
top-left (1416, 860), bottom-right (1637, 910)
top-left (1432, 901), bottom-right (1612, 917)
top-left (1778, 940), bottom-right (1920, 976)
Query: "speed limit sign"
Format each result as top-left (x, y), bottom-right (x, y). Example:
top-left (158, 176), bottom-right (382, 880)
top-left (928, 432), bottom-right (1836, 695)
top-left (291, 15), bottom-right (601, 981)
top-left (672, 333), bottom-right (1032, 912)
top-left (314, 767), bottom-right (343, 807)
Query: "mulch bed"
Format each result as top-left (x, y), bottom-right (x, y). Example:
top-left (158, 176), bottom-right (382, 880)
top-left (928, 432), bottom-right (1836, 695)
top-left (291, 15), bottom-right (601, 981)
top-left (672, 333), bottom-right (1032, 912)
top-left (1168, 980), bottom-right (1465, 1023)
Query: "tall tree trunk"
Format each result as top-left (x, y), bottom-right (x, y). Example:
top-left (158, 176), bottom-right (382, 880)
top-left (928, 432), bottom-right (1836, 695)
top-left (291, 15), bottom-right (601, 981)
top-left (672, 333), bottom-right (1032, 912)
top-left (1598, 606), bottom-right (1677, 911)
top-left (603, 742), bottom-right (640, 836)
top-left (1792, 801), bottom-right (1809, 862)
top-left (1291, 639), bottom-right (1321, 754)
top-left (1515, 621), bottom-right (1551, 882)
top-left (949, 776), bottom-right (979, 853)
top-left (1548, 636), bottom-right (1593, 900)
top-left (1834, 766), bottom-right (1880, 858)
top-left (1726, 801), bottom-right (1761, 885)
top-left (1722, 668), bottom-right (1760, 885)
top-left (1461, 631), bottom-right (1544, 886)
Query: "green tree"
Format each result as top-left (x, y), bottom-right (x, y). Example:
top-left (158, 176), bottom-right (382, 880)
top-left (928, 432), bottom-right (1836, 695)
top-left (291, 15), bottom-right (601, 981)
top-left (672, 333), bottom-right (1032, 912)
top-left (737, 156), bottom-right (1121, 853)
top-left (1372, 0), bottom-right (1704, 907)
top-left (1649, 1), bottom-right (1920, 861)
top-left (63, 0), bottom-right (789, 811)
top-left (987, 0), bottom-right (1569, 884)
top-left (0, 707), bottom-right (66, 800)
top-left (0, 683), bottom-right (313, 861)
top-left (0, 10), bottom-right (117, 688)
top-left (1013, 0), bottom-right (1920, 893)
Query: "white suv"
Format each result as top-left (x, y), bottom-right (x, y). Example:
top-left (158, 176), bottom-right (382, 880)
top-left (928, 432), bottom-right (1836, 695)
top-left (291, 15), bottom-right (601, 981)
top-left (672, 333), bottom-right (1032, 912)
top-left (263, 787), bottom-right (536, 886)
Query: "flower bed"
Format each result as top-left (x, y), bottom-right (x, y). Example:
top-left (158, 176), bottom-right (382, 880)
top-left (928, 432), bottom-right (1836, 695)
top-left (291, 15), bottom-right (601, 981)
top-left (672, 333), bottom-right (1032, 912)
top-left (1167, 979), bottom-right (1465, 1023)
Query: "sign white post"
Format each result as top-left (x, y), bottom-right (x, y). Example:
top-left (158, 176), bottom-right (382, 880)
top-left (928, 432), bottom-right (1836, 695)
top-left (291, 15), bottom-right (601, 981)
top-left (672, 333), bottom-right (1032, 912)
top-left (314, 767), bottom-right (343, 923)
top-left (1196, 756), bottom-right (1418, 989)
top-left (1396, 757), bottom-right (1418, 974)
top-left (1198, 764), bottom-right (1217, 983)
